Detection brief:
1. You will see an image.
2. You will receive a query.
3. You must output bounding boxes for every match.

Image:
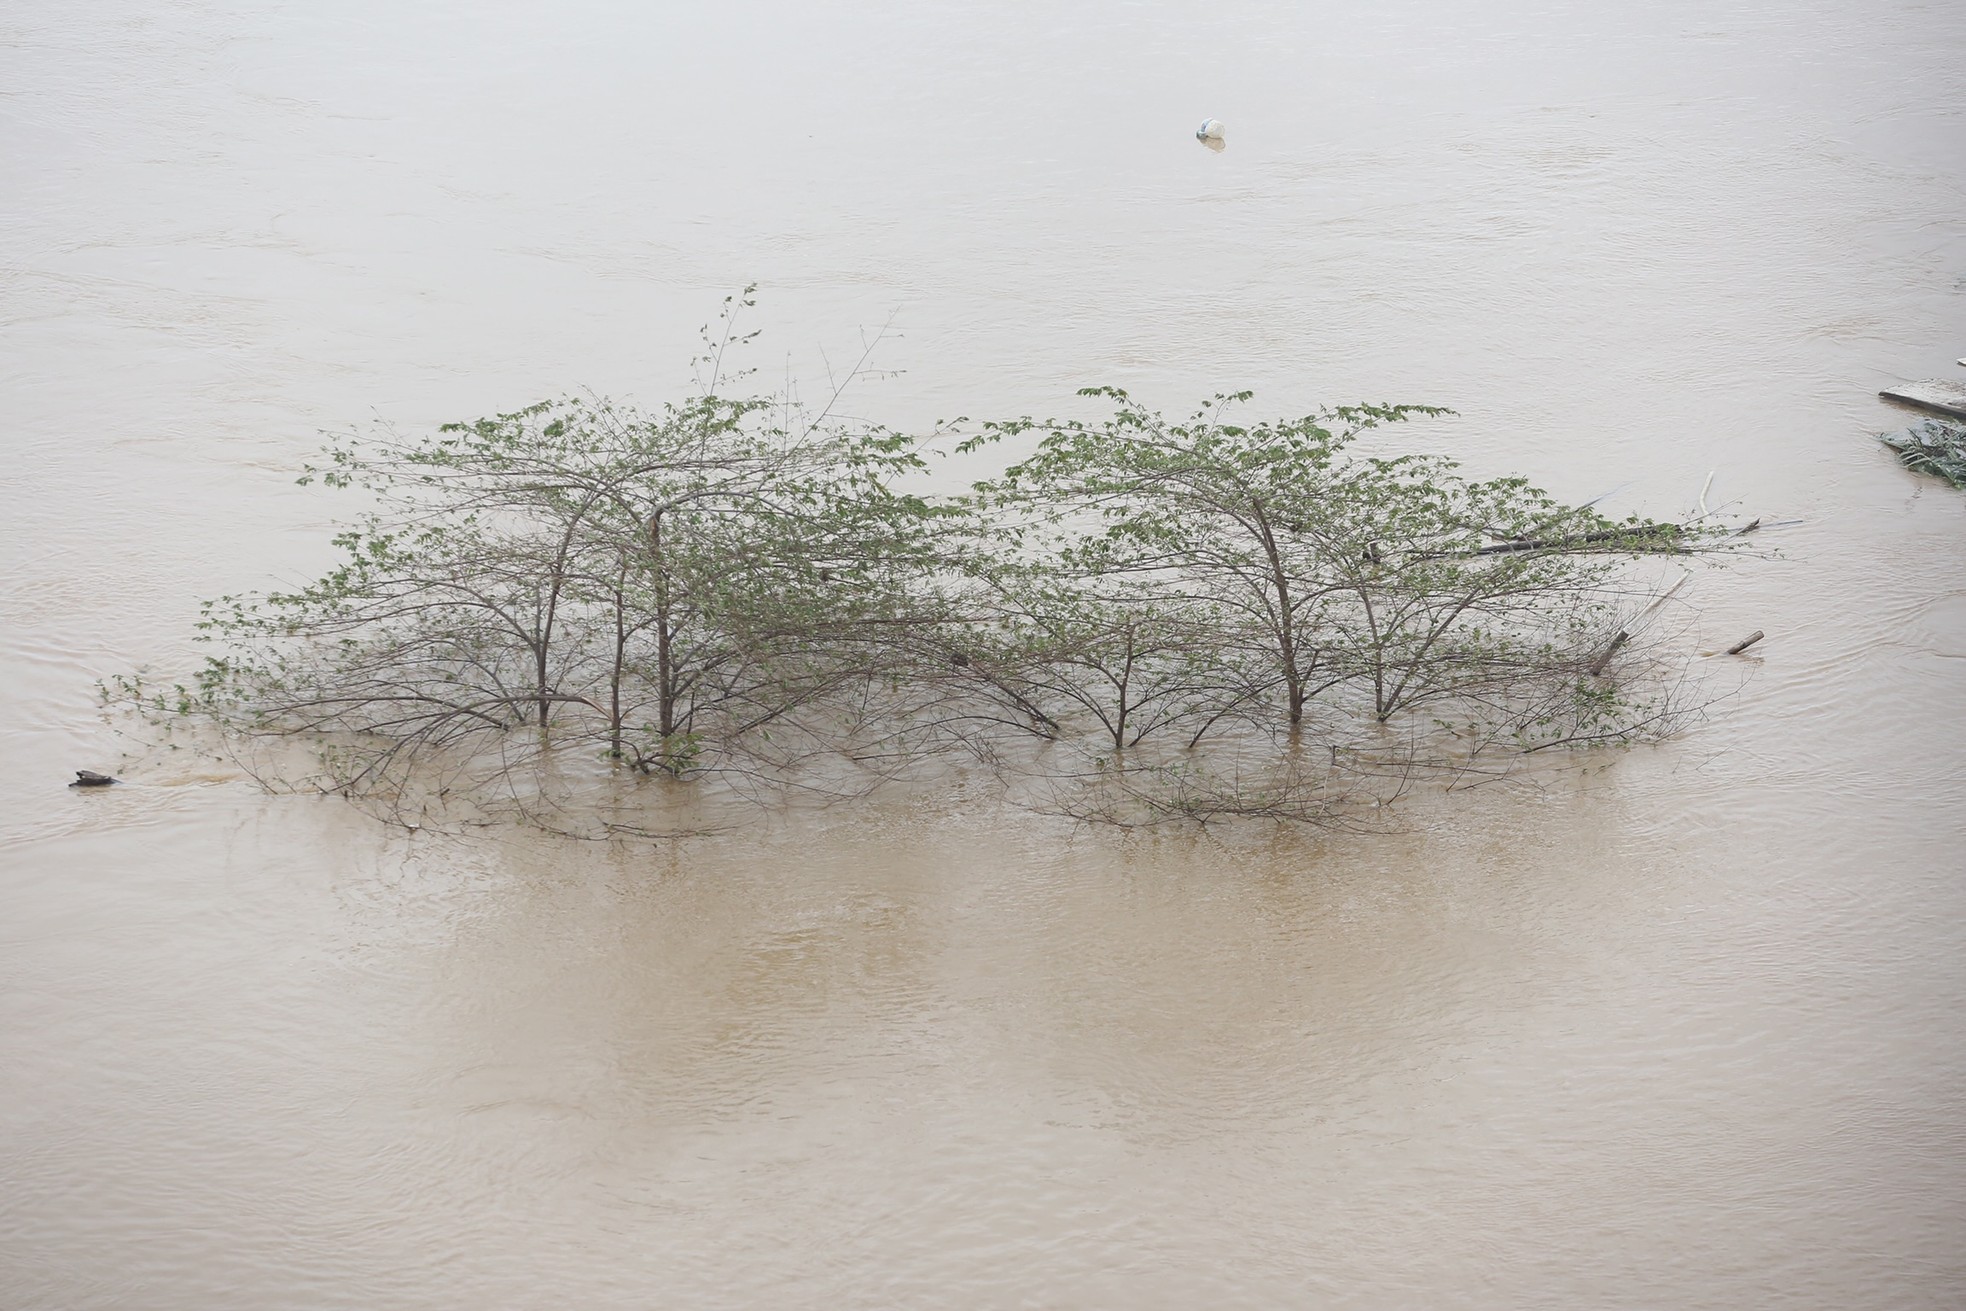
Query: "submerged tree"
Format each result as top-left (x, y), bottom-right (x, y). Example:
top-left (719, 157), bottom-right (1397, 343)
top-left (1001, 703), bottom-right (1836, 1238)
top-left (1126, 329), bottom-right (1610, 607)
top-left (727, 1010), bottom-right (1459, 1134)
top-left (963, 390), bottom-right (1703, 740)
top-left (964, 389), bottom-right (1453, 732)
top-left (132, 331), bottom-right (1738, 830)
top-left (173, 334), bottom-right (959, 809)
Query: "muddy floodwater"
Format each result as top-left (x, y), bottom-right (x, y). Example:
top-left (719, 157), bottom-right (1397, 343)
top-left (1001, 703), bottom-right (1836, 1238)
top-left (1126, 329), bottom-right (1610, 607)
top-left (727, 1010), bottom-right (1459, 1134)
top-left (5, 1), bottom-right (1966, 1306)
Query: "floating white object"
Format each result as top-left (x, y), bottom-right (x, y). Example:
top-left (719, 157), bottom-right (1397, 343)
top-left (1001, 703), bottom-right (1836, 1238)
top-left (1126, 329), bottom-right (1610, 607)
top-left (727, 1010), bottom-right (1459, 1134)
top-left (1195, 118), bottom-right (1225, 142)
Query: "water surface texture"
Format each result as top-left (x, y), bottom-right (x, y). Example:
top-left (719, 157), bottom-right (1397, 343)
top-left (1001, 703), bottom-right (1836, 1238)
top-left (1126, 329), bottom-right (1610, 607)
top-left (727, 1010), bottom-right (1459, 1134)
top-left (4, 1), bottom-right (1965, 1307)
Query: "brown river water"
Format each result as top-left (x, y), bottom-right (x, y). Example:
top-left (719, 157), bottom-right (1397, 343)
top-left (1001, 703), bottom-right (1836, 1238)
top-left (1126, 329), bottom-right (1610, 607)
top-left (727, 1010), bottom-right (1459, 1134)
top-left (4, 1), bottom-right (1965, 1306)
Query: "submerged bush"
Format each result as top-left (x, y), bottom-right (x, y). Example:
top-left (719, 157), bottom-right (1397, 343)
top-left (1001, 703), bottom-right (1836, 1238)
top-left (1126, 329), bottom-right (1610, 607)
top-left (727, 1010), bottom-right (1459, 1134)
top-left (124, 314), bottom-right (1738, 831)
top-left (1879, 418), bottom-right (1966, 488)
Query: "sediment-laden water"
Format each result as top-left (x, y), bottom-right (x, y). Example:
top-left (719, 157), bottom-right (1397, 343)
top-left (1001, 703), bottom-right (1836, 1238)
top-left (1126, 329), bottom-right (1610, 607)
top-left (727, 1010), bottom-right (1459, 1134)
top-left (4, 1), bottom-right (1964, 1305)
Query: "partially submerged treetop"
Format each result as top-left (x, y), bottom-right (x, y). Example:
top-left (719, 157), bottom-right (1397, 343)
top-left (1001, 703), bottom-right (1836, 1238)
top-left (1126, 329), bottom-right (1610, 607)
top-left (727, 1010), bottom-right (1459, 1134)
top-left (134, 322), bottom-right (1740, 833)
top-left (961, 388), bottom-right (1704, 730)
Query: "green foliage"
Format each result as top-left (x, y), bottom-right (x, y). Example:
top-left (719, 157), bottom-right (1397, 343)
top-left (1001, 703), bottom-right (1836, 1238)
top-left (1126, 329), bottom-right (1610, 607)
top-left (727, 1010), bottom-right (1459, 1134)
top-left (963, 388), bottom-right (1699, 737)
top-left (1879, 418), bottom-right (1966, 488)
top-left (155, 332), bottom-right (1728, 827)
top-left (181, 326), bottom-right (958, 795)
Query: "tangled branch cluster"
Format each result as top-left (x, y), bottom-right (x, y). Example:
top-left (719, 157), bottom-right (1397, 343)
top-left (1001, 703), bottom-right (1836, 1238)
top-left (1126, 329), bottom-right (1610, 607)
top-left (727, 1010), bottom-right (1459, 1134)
top-left (129, 319), bottom-right (1734, 830)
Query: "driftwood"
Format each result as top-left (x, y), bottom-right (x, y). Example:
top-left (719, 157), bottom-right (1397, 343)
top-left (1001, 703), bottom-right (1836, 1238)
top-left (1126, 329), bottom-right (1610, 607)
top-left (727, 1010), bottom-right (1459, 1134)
top-left (1881, 381), bottom-right (1966, 422)
top-left (1725, 631), bottom-right (1765, 655)
top-left (1586, 573), bottom-right (1691, 677)
top-left (1475, 523), bottom-right (1681, 556)
top-left (1586, 631), bottom-right (1630, 676)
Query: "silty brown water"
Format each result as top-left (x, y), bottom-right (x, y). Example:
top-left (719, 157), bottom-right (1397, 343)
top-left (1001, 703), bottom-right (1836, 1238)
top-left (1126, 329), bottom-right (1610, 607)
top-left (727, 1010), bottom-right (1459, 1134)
top-left (3, 0), bottom-right (1964, 1306)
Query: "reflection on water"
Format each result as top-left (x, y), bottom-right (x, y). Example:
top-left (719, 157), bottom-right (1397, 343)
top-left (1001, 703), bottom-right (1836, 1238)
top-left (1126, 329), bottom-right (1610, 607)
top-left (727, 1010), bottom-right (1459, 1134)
top-left (3, 0), bottom-right (1966, 1306)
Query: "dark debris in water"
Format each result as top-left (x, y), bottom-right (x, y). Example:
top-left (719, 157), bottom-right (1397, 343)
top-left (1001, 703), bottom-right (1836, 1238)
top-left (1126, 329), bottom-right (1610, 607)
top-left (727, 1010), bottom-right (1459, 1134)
top-left (1879, 418), bottom-right (1966, 489)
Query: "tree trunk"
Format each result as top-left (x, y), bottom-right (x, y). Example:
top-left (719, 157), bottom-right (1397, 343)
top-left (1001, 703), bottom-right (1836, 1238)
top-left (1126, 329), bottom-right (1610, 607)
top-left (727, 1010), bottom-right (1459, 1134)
top-left (1250, 498), bottom-right (1304, 726)
top-left (609, 572), bottom-right (627, 759)
top-left (650, 509), bottom-right (677, 744)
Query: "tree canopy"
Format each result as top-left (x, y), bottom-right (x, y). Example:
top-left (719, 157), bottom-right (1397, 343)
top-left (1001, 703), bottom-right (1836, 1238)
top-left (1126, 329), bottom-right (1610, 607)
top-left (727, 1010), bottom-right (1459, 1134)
top-left (128, 329), bottom-right (1735, 831)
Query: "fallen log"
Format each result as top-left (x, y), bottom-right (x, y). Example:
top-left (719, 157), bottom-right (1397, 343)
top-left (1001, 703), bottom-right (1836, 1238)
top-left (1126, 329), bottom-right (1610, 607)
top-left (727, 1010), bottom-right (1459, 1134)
top-left (1586, 631), bottom-right (1630, 676)
top-left (1880, 380), bottom-right (1966, 422)
top-left (1725, 630), bottom-right (1765, 655)
top-left (1474, 522), bottom-right (1682, 556)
